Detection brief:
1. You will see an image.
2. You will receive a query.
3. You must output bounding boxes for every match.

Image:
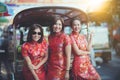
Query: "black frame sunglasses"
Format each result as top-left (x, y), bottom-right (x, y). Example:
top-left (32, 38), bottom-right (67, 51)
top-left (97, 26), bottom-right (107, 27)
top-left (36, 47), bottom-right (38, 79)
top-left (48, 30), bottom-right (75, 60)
top-left (32, 31), bottom-right (42, 35)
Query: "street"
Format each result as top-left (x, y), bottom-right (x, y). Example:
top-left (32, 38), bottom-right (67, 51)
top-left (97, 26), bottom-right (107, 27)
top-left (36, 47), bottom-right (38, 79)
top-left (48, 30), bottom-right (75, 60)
top-left (1, 49), bottom-right (120, 80)
top-left (96, 50), bottom-right (120, 80)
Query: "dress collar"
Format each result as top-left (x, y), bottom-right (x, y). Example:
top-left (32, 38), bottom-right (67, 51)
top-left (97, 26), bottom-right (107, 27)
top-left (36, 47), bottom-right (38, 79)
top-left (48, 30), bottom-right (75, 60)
top-left (53, 32), bottom-right (63, 37)
top-left (72, 31), bottom-right (79, 35)
top-left (30, 41), bottom-right (38, 45)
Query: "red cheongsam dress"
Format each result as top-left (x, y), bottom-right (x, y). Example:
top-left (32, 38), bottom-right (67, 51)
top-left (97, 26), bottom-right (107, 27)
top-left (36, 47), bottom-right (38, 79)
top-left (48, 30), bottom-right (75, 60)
top-left (21, 38), bottom-right (48, 80)
top-left (47, 33), bottom-right (71, 80)
top-left (70, 32), bottom-right (100, 80)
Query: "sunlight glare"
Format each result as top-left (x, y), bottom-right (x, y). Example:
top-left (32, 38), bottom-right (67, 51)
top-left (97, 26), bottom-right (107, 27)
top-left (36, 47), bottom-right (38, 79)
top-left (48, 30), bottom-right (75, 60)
top-left (86, 0), bottom-right (105, 12)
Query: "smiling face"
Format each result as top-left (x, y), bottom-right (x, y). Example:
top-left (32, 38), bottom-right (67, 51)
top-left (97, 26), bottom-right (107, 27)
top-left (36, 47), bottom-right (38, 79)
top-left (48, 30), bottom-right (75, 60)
top-left (71, 19), bottom-right (81, 33)
top-left (52, 20), bottom-right (63, 33)
top-left (32, 28), bottom-right (41, 42)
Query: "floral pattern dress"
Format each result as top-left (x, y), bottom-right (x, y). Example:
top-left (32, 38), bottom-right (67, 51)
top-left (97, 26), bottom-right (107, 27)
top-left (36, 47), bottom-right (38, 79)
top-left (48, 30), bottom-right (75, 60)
top-left (47, 33), bottom-right (71, 80)
top-left (70, 32), bottom-right (100, 80)
top-left (21, 38), bottom-right (48, 80)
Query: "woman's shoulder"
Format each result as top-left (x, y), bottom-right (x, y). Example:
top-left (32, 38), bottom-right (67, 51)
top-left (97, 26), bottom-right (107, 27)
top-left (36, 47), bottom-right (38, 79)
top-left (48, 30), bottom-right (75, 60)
top-left (69, 33), bottom-right (72, 37)
top-left (43, 37), bottom-right (46, 41)
top-left (62, 33), bottom-right (69, 37)
top-left (42, 37), bottom-right (48, 43)
top-left (61, 33), bottom-right (71, 42)
top-left (22, 42), bottom-right (30, 48)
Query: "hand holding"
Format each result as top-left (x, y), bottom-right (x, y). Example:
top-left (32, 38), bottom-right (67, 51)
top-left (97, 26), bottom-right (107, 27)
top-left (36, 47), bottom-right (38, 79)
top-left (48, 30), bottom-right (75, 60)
top-left (65, 71), bottom-right (69, 80)
top-left (32, 65), bottom-right (39, 70)
top-left (89, 31), bottom-right (94, 39)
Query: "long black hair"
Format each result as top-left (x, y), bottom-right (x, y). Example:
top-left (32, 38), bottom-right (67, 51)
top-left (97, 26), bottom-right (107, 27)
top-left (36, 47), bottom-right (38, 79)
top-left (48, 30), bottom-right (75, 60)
top-left (27, 24), bottom-right (44, 43)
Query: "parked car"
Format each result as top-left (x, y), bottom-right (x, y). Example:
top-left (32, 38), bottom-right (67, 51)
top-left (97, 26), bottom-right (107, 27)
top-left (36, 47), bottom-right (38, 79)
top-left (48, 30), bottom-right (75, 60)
top-left (89, 26), bottom-right (111, 63)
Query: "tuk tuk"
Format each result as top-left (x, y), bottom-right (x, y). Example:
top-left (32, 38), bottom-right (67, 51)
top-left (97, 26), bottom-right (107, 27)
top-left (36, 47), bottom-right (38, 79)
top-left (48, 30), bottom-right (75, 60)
top-left (11, 5), bottom-right (112, 80)
top-left (11, 5), bottom-right (88, 79)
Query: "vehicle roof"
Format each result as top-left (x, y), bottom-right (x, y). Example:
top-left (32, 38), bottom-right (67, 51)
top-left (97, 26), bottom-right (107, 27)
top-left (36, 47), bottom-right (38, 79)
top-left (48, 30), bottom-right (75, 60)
top-left (12, 6), bottom-right (88, 28)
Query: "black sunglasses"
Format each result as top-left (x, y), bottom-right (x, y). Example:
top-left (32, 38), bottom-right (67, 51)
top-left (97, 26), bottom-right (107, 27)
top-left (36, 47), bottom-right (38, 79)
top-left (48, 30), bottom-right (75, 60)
top-left (32, 32), bottom-right (42, 35)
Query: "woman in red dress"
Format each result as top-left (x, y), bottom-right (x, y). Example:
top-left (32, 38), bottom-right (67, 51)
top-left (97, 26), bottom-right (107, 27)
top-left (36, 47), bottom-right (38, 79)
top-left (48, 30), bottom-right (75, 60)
top-left (21, 24), bottom-right (48, 80)
top-left (69, 18), bottom-right (101, 80)
top-left (47, 16), bottom-right (71, 80)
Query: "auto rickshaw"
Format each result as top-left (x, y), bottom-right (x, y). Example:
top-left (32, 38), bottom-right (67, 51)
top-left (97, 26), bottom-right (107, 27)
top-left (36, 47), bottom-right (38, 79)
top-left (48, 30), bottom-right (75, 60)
top-left (11, 5), bottom-right (111, 79)
top-left (11, 5), bottom-right (88, 80)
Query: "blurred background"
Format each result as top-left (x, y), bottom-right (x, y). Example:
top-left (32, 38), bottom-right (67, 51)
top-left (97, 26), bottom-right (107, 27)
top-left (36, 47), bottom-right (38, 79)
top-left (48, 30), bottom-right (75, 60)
top-left (0, 0), bottom-right (120, 80)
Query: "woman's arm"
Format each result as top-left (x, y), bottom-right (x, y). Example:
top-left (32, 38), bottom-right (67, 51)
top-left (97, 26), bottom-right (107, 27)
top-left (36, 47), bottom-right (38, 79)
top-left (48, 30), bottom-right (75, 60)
top-left (34, 51), bottom-right (48, 69)
top-left (65, 44), bottom-right (71, 70)
top-left (87, 32), bottom-right (93, 51)
top-left (72, 43), bottom-right (90, 56)
top-left (34, 39), bottom-right (48, 69)
top-left (71, 36), bottom-right (90, 56)
top-left (65, 44), bottom-right (71, 80)
top-left (24, 56), bottom-right (39, 80)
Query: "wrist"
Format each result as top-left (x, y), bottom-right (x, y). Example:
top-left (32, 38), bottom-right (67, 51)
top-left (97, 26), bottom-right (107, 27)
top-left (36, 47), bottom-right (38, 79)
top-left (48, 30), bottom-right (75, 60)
top-left (66, 70), bottom-right (69, 73)
top-left (66, 69), bottom-right (70, 71)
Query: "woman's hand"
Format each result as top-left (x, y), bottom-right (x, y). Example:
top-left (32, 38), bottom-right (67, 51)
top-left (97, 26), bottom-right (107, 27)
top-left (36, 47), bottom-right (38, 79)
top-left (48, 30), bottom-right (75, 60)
top-left (32, 65), bottom-right (39, 70)
top-left (28, 64), bottom-right (34, 70)
top-left (28, 64), bottom-right (39, 80)
top-left (34, 76), bottom-right (39, 80)
top-left (28, 64), bottom-right (38, 70)
top-left (24, 56), bottom-right (39, 80)
top-left (88, 31), bottom-right (94, 41)
top-left (65, 71), bottom-right (69, 80)
top-left (87, 31), bottom-right (94, 51)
